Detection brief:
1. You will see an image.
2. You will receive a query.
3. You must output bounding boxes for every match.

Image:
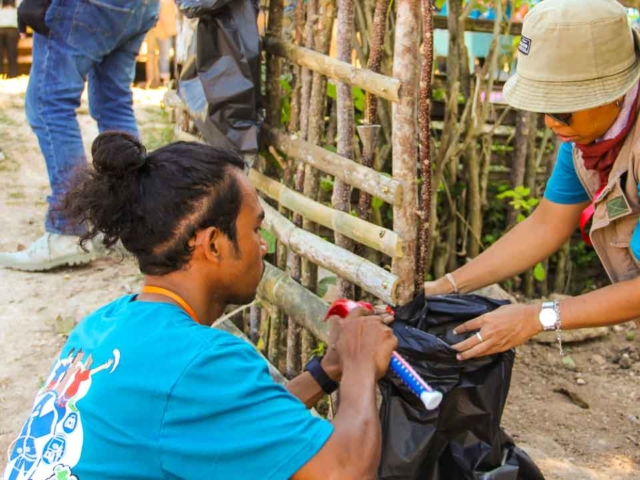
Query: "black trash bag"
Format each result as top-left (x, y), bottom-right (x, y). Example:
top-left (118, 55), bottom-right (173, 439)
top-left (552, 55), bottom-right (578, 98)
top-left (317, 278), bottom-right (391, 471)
top-left (18, 0), bottom-right (51, 36)
top-left (176, 0), bottom-right (262, 154)
top-left (378, 293), bottom-right (545, 480)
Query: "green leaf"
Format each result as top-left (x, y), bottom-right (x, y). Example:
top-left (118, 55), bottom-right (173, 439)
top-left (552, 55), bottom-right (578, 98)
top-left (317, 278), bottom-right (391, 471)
top-left (372, 196), bottom-right (384, 210)
top-left (496, 190), bottom-right (517, 200)
top-left (318, 276), bottom-right (337, 297)
top-left (514, 186), bottom-right (531, 197)
top-left (353, 87), bottom-right (366, 112)
top-left (260, 228), bottom-right (277, 254)
top-left (320, 176), bottom-right (334, 193)
top-left (533, 262), bottom-right (546, 282)
top-left (516, 213), bottom-right (526, 223)
top-left (326, 82), bottom-right (337, 100)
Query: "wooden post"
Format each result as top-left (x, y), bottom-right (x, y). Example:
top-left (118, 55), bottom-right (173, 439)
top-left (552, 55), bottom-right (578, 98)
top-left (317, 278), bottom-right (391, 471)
top-left (391, 0), bottom-right (419, 304)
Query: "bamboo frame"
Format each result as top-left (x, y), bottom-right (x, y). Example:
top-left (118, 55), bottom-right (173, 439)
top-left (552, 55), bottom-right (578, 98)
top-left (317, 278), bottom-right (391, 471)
top-left (264, 127), bottom-right (402, 206)
top-left (260, 201), bottom-right (399, 305)
top-left (250, 169), bottom-right (402, 258)
top-left (263, 36), bottom-right (401, 103)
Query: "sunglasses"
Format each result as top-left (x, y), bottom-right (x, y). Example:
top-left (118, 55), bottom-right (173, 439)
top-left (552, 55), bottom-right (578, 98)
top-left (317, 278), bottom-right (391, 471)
top-left (546, 112), bottom-right (573, 126)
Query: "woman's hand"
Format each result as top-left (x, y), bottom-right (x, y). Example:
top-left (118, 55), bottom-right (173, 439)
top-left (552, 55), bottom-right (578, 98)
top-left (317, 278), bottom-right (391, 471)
top-left (451, 303), bottom-right (543, 360)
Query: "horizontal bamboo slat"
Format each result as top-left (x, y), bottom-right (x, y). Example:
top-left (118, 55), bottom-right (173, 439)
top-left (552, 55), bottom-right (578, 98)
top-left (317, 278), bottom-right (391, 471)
top-left (263, 36), bottom-right (401, 103)
top-left (257, 262), bottom-right (331, 342)
top-left (264, 127), bottom-right (403, 206)
top-left (250, 169), bottom-right (402, 258)
top-left (260, 200), bottom-right (399, 304)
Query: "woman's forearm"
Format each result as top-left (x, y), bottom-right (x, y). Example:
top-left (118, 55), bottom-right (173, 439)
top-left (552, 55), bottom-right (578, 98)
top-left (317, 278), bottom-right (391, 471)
top-left (446, 199), bottom-right (588, 293)
top-left (560, 276), bottom-right (640, 329)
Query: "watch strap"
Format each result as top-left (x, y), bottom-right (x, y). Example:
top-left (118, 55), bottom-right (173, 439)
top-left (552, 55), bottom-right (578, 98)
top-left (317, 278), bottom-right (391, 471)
top-left (304, 356), bottom-right (339, 394)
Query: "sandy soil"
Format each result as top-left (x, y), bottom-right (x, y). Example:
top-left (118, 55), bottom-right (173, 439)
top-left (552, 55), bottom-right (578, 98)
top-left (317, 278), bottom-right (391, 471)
top-left (0, 77), bottom-right (638, 479)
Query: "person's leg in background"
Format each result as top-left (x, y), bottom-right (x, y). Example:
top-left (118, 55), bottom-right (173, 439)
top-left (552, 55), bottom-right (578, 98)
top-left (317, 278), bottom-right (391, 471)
top-left (0, 0), bottom-right (158, 271)
top-left (0, 30), bottom-right (97, 270)
top-left (6, 26), bottom-right (19, 78)
top-left (89, 2), bottom-right (159, 134)
top-left (0, 27), bottom-right (8, 76)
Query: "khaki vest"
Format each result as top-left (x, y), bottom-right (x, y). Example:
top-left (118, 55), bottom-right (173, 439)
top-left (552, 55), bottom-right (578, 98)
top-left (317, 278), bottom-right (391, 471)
top-left (573, 117), bottom-right (640, 327)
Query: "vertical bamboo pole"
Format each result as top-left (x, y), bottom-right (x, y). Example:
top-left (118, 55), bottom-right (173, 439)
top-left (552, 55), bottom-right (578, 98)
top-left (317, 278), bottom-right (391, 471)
top-left (391, 0), bottom-right (419, 304)
top-left (357, 0), bottom-right (389, 222)
top-left (265, 0), bottom-right (284, 127)
top-left (416, 0), bottom-right (433, 291)
top-left (299, 0), bottom-right (318, 140)
top-left (288, 0), bottom-right (306, 132)
top-left (334, 0), bottom-right (356, 299)
top-left (301, 0), bottom-right (336, 364)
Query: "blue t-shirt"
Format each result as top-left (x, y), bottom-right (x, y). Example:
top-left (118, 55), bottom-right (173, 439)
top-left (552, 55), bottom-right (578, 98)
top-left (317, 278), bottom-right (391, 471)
top-left (543, 142), bottom-right (590, 205)
top-left (4, 295), bottom-right (333, 480)
top-left (544, 142), bottom-right (640, 261)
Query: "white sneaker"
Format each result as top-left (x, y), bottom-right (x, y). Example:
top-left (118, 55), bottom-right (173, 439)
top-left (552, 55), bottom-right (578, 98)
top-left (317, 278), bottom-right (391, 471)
top-left (0, 233), bottom-right (95, 272)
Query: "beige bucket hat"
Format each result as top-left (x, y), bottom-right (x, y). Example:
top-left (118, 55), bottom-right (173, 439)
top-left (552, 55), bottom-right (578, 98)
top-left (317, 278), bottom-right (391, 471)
top-left (503, 0), bottom-right (640, 113)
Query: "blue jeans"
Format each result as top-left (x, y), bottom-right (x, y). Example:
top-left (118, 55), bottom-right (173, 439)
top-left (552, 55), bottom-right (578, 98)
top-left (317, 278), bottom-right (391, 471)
top-left (26, 0), bottom-right (159, 235)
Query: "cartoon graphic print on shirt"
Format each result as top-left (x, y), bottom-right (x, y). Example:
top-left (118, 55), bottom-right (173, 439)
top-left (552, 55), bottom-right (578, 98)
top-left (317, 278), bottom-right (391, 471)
top-left (4, 349), bottom-right (120, 480)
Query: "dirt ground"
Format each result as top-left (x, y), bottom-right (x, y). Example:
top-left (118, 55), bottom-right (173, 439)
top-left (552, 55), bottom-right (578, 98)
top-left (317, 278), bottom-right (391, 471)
top-left (0, 77), bottom-right (638, 479)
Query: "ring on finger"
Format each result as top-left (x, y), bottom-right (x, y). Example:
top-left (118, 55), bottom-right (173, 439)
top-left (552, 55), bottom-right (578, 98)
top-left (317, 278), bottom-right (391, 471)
top-left (476, 331), bottom-right (484, 343)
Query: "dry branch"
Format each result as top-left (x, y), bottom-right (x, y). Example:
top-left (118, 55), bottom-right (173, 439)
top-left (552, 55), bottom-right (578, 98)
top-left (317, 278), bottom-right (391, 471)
top-left (416, 0), bottom-right (434, 290)
top-left (265, 0), bottom-right (284, 126)
top-left (334, 0), bottom-right (357, 298)
top-left (261, 201), bottom-right (399, 304)
top-left (263, 36), bottom-right (401, 103)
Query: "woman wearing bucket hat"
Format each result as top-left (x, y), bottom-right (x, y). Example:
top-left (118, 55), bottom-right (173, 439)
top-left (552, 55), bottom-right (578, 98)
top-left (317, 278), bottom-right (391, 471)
top-left (424, 0), bottom-right (640, 360)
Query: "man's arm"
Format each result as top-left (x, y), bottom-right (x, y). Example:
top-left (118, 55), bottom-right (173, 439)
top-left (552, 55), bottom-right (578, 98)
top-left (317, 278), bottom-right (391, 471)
top-left (291, 314), bottom-right (397, 480)
top-left (286, 358), bottom-right (340, 409)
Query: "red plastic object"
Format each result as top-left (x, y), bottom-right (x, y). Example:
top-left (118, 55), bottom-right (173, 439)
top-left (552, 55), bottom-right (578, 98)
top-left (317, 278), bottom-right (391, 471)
top-left (324, 299), bottom-right (374, 320)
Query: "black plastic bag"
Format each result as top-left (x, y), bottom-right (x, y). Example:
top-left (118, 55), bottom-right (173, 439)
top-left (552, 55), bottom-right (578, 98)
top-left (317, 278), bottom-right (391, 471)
top-left (378, 293), bottom-right (545, 480)
top-left (18, 0), bottom-right (51, 36)
top-left (176, 0), bottom-right (262, 154)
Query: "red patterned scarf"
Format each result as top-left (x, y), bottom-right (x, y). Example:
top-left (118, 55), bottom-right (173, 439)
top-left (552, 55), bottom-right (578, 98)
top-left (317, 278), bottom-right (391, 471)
top-left (575, 88), bottom-right (640, 187)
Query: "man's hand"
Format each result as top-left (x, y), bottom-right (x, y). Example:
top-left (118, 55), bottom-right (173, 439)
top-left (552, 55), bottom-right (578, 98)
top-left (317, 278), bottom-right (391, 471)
top-left (323, 307), bottom-right (393, 381)
top-left (451, 303), bottom-right (542, 360)
top-left (336, 312), bottom-right (397, 380)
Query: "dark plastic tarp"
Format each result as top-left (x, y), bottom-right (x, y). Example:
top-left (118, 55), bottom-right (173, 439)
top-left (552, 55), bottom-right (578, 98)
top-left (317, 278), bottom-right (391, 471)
top-left (378, 293), bottom-right (545, 480)
top-left (177, 0), bottom-right (262, 153)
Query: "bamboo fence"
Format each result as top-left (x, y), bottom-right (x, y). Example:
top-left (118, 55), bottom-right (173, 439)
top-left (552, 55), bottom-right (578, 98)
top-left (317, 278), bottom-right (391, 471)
top-left (171, 0), bottom-right (429, 383)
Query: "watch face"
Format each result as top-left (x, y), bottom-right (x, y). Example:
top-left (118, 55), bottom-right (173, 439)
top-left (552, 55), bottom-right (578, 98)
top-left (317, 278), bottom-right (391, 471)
top-left (539, 308), bottom-right (558, 328)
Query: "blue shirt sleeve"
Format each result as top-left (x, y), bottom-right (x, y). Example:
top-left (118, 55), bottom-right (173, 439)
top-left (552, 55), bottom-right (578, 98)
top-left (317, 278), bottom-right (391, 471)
top-left (159, 332), bottom-right (334, 480)
top-left (544, 142), bottom-right (590, 205)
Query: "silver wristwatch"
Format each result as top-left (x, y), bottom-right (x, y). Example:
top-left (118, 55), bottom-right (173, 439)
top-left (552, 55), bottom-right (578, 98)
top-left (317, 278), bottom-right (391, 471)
top-left (538, 301), bottom-right (561, 331)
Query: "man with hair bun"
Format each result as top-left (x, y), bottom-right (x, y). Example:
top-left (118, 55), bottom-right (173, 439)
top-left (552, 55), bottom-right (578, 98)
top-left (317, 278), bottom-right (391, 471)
top-left (3, 132), bottom-right (398, 480)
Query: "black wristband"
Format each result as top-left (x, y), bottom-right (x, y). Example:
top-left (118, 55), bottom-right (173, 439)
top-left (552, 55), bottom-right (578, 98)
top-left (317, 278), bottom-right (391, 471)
top-left (304, 356), bottom-right (339, 394)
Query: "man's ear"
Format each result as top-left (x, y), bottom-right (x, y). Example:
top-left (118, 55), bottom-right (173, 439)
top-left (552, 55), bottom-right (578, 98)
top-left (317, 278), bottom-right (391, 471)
top-left (195, 226), bottom-right (223, 262)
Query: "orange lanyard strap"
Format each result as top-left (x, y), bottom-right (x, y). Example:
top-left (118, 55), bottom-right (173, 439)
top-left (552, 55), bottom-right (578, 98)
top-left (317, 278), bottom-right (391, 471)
top-left (141, 286), bottom-right (202, 325)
